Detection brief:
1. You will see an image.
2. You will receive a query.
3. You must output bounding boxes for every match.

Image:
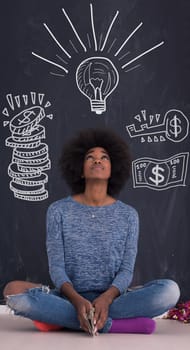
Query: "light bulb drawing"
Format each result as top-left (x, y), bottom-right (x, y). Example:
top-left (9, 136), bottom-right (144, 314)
top-left (32, 3), bottom-right (164, 114)
top-left (76, 57), bottom-right (119, 115)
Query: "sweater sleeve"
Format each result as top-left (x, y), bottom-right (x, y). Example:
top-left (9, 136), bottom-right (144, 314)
top-left (111, 208), bottom-right (139, 294)
top-left (46, 203), bottom-right (72, 290)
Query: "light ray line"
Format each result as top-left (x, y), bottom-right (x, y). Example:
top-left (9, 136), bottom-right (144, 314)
top-left (31, 92), bottom-right (36, 104)
top-left (32, 52), bottom-right (69, 73)
top-left (118, 51), bottom-right (130, 61)
top-left (101, 10), bottom-right (119, 51)
top-left (43, 23), bottom-right (71, 58)
top-left (124, 64), bottom-right (141, 73)
top-left (122, 41), bottom-right (164, 69)
top-left (107, 38), bottom-right (117, 53)
top-left (6, 94), bottom-right (14, 110)
top-left (62, 8), bottom-right (87, 52)
top-left (90, 3), bottom-right (97, 51)
top-left (15, 96), bottom-right (21, 108)
top-left (87, 33), bottom-right (92, 48)
top-left (3, 108), bottom-right (9, 117)
top-left (46, 114), bottom-right (53, 119)
top-left (44, 101), bottom-right (51, 108)
top-left (56, 54), bottom-right (68, 65)
top-left (99, 33), bottom-right (103, 50)
top-left (69, 40), bottom-right (79, 53)
top-left (115, 22), bottom-right (143, 57)
top-left (22, 95), bottom-right (28, 105)
top-left (38, 93), bottom-right (44, 105)
top-left (50, 72), bottom-right (66, 78)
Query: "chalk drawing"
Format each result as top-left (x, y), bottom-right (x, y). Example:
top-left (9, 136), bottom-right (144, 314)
top-left (126, 109), bottom-right (189, 143)
top-left (32, 3), bottom-right (164, 114)
top-left (76, 57), bottom-right (119, 115)
top-left (2, 92), bottom-right (53, 201)
top-left (132, 153), bottom-right (189, 190)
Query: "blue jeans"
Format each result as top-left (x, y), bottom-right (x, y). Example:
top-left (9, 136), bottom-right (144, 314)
top-left (6, 279), bottom-right (180, 333)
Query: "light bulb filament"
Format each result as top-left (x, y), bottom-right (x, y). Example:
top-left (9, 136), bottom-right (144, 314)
top-left (90, 78), bottom-right (103, 100)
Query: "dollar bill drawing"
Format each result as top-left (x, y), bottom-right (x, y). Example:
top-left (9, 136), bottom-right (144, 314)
top-left (132, 153), bottom-right (189, 190)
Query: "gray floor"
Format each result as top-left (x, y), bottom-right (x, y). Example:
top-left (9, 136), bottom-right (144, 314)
top-left (0, 308), bottom-right (189, 350)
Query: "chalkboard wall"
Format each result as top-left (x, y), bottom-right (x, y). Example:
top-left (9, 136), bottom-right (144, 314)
top-left (0, 0), bottom-right (190, 302)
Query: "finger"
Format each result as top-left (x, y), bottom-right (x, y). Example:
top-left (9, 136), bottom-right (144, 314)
top-left (94, 307), bottom-right (101, 325)
top-left (94, 312), bottom-right (103, 329)
top-left (77, 303), bottom-right (94, 334)
top-left (96, 312), bottom-right (108, 331)
top-left (79, 317), bottom-right (90, 333)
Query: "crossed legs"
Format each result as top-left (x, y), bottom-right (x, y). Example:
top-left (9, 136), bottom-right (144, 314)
top-left (3, 279), bottom-right (180, 333)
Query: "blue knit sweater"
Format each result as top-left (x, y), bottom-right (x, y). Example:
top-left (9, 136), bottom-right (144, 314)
top-left (46, 196), bottom-right (139, 294)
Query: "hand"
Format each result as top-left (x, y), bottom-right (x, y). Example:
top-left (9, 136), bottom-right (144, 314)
top-left (73, 296), bottom-right (94, 334)
top-left (92, 295), bottom-right (110, 332)
top-left (60, 282), bottom-right (94, 334)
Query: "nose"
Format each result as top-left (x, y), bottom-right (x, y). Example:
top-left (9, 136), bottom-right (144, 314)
top-left (94, 157), bottom-right (101, 164)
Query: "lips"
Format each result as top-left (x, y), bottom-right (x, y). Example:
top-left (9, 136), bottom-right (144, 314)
top-left (91, 165), bottom-right (104, 170)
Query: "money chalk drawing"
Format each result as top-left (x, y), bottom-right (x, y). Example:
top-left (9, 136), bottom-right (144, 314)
top-left (2, 92), bottom-right (53, 201)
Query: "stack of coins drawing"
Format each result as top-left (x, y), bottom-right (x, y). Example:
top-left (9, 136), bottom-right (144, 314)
top-left (6, 106), bottom-right (51, 201)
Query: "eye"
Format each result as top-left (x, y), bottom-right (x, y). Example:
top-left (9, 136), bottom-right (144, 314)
top-left (101, 154), bottom-right (110, 160)
top-left (85, 154), bottom-right (93, 160)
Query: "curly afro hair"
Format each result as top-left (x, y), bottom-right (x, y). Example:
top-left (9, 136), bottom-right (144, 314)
top-left (59, 128), bottom-right (132, 196)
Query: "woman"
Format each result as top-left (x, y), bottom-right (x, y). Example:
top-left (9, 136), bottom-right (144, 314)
top-left (4, 128), bottom-right (180, 335)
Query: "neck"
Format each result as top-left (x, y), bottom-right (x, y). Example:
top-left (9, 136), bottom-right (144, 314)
top-left (74, 181), bottom-right (115, 206)
top-left (83, 189), bottom-right (108, 206)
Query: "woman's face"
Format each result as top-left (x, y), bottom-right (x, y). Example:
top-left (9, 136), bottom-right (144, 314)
top-left (83, 147), bottom-right (111, 181)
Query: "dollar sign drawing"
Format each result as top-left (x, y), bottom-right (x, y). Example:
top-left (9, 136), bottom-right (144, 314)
top-left (169, 115), bottom-right (182, 138)
top-left (149, 164), bottom-right (165, 186)
top-left (18, 110), bottom-right (35, 125)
